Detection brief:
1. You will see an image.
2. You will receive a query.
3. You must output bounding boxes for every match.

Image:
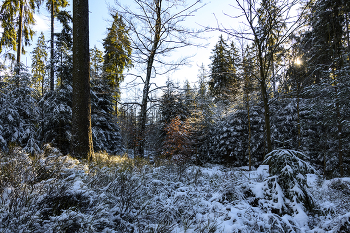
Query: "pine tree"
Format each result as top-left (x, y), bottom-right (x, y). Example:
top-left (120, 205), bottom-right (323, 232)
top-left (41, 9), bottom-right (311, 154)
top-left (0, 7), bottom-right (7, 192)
top-left (193, 64), bottom-right (215, 163)
top-left (0, 64), bottom-right (40, 154)
top-left (209, 35), bottom-right (240, 107)
top-left (0, 0), bottom-right (42, 71)
top-left (90, 48), bottom-right (124, 155)
top-left (31, 32), bottom-right (48, 96)
top-left (45, 0), bottom-right (69, 91)
top-left (103, 13), bottom-right (132, 115)
top-left (90, 46), bottom-right (104, 79)
top-left (300, 0), bottom-right (350, 176)
top-left (39, 32), bottom-right (73, 155)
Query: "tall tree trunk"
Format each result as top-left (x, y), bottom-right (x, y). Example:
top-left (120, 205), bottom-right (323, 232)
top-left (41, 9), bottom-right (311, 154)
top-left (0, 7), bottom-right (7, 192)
top-left (261, 80), bottom-right (272, 153)
top-left (257, 43), bottom-right (272, 154)
top-left (16, 2), bottom-right (24, 81)
top-left (50, 0), bottom-right (55, 91)
top-left (246, 89), bottom-right (252, 171)
top-left (335, 86), bottom-right (344, 176)
top-left (297, 90), bottom-right (301, 150)
top-left (72, 0), bottom-right (94, 160)
top-left (138, 0), bottom-right (162, 157)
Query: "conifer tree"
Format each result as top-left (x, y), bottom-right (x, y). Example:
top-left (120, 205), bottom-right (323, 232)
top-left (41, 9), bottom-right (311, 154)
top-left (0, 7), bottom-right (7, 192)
top-left (209, 35), bottom-right (240, 107)
top-left (0, 64), bottom-right (40, 154)
top-left (31, 32), bottom-right (48, 96)
top-left (103, 13), bottom-right (132, 115)
top-left (45, 0), bottom-right (69, 91)
top-left (38, 29), bottom-right (73, 155)
top-left (90, 46), bottom-right (104, 79)
top-left (193, 64), bottom-right (214, 162)
top-left (0, 0), bottom-right (41, 71)
top-left (300, 0), bottom-right (350, 176)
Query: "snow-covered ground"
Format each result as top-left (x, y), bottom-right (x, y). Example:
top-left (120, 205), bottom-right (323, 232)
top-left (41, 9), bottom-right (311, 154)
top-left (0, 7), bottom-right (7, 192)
top-left (0, 148), bottom-right (349, 232)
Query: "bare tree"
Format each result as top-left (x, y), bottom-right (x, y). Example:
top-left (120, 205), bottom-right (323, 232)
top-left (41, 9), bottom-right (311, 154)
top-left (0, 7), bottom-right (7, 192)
top-left (114, 0), bottom-right (204, 157)
top-left (216, 0), bottom-right (308, 153)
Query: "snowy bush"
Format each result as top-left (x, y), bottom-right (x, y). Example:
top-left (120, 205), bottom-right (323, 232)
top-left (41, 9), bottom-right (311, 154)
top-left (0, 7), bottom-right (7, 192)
top-left (0, 65), bottom-right (40, 154)
top-left (258, 150), bottom-right (316, 218)
top-left (1, 147), bottom-right (349, 232)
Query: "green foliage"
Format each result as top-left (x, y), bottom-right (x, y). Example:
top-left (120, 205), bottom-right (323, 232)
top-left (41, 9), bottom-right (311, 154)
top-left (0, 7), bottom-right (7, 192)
top-left (103, 12), bottom-right (132, 107)
top-left (0, 0), bottom-right (41, 55)
top-left (31, 32), bottom-right (48, 96)
top-left (264, 149), bottom-right (315, 177)
top-left (262, 149), bottom-right (316, 215)
top-left (90, 46), bottom-right (104, 79)
top-left (209, 35), bottom-right (240, 106)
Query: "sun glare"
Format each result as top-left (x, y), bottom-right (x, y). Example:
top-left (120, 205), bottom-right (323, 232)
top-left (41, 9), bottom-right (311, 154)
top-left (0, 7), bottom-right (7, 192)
top-left (295, 57), bottom-right (302, 66)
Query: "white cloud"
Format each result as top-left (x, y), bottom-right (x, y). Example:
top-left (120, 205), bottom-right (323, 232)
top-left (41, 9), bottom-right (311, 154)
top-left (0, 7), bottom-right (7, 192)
top-left (33, 14), bottom-right (50, 33)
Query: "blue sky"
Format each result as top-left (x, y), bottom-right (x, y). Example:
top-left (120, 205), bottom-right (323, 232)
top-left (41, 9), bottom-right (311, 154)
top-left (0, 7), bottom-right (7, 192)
top-left (24, 0), bottom-right (239, 98)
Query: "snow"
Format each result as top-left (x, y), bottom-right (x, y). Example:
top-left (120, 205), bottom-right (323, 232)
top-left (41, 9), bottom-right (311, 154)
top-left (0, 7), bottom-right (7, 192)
top-left (1, 151), bottom-right (350, 232)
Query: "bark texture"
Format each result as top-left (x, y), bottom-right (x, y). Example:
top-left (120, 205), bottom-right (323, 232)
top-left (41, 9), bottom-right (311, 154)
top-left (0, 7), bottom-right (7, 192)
top-left (50, 0), bottom-right (55, 91)
top-left (72, 0), bottom-right (93, 160)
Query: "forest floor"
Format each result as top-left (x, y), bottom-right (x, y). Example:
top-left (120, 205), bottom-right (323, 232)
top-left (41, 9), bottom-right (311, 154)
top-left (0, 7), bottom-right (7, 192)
top-left (1, 146), bottom-right (350, 232)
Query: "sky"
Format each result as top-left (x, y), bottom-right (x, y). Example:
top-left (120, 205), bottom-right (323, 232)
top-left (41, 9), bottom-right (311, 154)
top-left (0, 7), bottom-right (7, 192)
top-left (21, 0), bottom-right (240, 99)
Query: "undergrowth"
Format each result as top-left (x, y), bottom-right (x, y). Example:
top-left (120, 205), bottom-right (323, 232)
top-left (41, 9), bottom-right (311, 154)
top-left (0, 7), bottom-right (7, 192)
top-left (0, 147), bottom-right (349, 232)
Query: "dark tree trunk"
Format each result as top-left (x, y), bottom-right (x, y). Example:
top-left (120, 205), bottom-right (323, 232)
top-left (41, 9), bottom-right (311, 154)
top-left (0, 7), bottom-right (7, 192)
top-left (246, 89), bottom-right (252, 171)
top-left (16, 3), bottom-right (24, 81)
top-left (72, 0), bottom-right (93, 160)
top-left (137, 0), bottom-right (162, 157)
top-left (257, 44), bottom-right (272, 154)
top-left (50, 0), bottom-right (55, 91)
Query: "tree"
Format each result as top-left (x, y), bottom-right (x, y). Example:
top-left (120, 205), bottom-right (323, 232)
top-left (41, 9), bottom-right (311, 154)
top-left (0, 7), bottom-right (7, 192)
top-left (54, 10), bottom-right (73, 87)
top-left (0, 64), bottom-right (40, 154)
top-left (71, 0), bottom-right (93, 160)
top-left (90, 46), bottom-right (124, 155)
top-left (209, 35), bottom-right (240, 107)
top-left (102, 13), bottom-right (132, 115)
top-left (31, 32), bottom-right (48, 96)
top-left (194, 64), bottom-right (215, 163)
top-left (45, 0), bottom-right (69, 91)
top-left (300, 0), bottom-right (350, 177)
top-left (39, 29), bottom-right (73, 155)
top-left (90, 46), bottom-right (104, 79)
top-left (219, 0), bottom-right (308, 153)
top-left (162, 115), bottom-right (193, 165)
top-left (115, 0), bottom-right (203, 157)
top-left (0, 0), bottom-right (42, 72)
top-left (241, 45), bottom-right (260, 170)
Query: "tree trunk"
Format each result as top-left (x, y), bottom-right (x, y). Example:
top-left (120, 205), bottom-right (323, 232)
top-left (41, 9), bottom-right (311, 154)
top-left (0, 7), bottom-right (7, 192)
top-left (72, 0), bottom-right (94, 160)
top-left (16, 2), bottom-right (24, 80)
top-left (261, 80), bottom-right (272, 153)
top-left (335, 86), bottom-right (344, 177)
top-left (256, 42), bottom-right (272, 154)
top-left (50, 0), bottom-right (55, 91)
top-left (246, 89), bottom-right (252, 171)
top-left (137, 0), bottom-right (162, 157)
top-left (297, 91), bottom-right (301, 150)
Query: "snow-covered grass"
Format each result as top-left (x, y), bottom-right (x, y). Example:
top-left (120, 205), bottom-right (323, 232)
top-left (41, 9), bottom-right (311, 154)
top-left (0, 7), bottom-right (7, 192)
top-left (0, 147), bottom-right (349, 232)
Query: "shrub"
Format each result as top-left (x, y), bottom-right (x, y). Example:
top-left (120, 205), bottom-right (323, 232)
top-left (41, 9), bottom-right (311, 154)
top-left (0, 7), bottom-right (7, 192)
top-left (260, 149), bottom-right (316, 217)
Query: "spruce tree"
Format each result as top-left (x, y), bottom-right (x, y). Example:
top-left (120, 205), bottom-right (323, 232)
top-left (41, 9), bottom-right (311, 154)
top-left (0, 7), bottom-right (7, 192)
top-left (300, 0), bottom-right (350, 176)
top-left (31, 32), bottom-right (48, 96)
top-left (0, 64), bottom-right (40, 154)
top-left (39, 30), bottom-right (73, 155)
top-left (45, 0), bottom-right (69, 91)
top-left (103, 13), bottom-right (132, 115)
top-left (0, 0), bottom-right (42, 70)
top-left (209, 35), bottom-right (240, 107)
